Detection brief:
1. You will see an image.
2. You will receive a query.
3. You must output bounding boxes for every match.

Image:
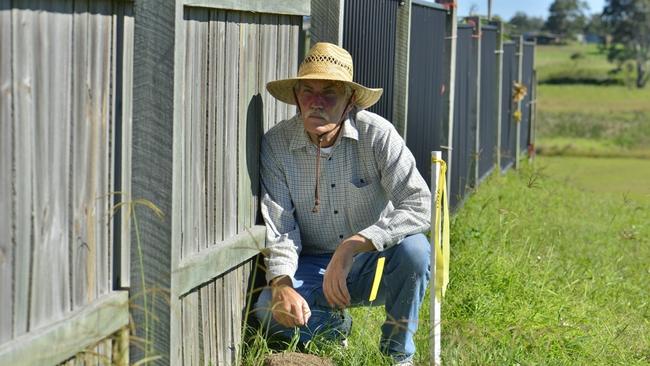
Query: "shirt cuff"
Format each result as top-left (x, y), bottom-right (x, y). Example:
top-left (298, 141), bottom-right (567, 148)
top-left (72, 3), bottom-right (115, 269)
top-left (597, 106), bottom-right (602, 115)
top-left (265, 264), bottom-right (297, 284)
top-left (358, 225), bottom-right (393, 252)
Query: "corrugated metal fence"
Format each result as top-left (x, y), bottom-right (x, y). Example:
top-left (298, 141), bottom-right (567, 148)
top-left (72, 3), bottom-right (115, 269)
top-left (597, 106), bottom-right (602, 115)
top-left (342, 0), bottom-right (399, 121)
top-left (406, 2), bottom-right (447, 186)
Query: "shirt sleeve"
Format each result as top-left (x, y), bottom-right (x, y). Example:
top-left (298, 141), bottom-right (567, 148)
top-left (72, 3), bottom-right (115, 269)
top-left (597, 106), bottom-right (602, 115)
top-left (259, 135), bottom-right (302, 283)
top-left (358, 125), bottom-right (432, 251)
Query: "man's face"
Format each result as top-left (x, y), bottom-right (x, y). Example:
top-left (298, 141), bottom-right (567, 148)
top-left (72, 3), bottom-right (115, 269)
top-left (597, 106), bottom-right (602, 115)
top-left (295, 80), bottom-right (353, 137)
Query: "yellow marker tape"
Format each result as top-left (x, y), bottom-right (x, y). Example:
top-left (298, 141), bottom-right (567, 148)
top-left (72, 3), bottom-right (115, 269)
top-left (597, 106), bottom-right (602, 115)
top-left (432, 157), bottom-right (450, 300)
top-left (369, 257), bottom-right (386, 302)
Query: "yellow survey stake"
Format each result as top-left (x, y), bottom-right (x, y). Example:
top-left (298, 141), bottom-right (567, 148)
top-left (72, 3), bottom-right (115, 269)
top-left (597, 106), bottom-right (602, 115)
top-left (369, 257), bottom-right (386, 301)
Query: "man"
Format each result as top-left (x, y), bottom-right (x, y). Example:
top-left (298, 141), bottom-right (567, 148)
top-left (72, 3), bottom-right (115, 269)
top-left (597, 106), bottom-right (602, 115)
top-left (254, 42), bottom-right (431, 365)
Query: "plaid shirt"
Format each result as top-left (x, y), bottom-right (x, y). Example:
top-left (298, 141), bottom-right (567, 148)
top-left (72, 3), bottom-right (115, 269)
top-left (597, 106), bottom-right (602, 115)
top-left (260, 110), bottom-right (431, 282)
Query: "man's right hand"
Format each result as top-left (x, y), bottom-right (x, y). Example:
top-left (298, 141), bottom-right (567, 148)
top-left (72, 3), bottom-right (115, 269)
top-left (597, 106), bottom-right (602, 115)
top-left (270, 276), bottom-right (311, 327)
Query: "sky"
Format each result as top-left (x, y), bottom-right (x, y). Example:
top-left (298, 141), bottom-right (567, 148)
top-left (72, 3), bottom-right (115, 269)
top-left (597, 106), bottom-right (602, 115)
top-left (456, 0), bottom-right (607, 20)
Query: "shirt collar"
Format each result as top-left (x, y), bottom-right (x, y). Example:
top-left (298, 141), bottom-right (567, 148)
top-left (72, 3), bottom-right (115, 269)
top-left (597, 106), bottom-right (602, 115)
top-left (289, 114), bottom-right (359, 151)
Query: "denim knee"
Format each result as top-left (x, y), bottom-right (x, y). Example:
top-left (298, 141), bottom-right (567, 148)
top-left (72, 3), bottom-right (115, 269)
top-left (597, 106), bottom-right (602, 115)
top-left (394, 233), bottom-right (431, 275)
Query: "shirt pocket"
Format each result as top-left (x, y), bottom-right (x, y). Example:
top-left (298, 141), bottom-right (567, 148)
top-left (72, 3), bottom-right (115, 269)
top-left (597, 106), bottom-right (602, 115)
top-left (345, 180), bottom-right (387, 231)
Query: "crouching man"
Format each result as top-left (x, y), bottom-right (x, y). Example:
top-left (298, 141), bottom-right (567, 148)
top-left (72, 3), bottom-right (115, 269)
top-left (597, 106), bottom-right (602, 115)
top-left (254, 42), bottom-right (431, 366)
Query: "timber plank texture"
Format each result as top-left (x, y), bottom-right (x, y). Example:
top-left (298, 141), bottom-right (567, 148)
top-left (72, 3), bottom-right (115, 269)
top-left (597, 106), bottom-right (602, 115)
top-left (1, 2), bottom-right (133, 365)
top-left (176, 6), bottom-right (300, 365)
top-left (0, 0), bottom-right (14, 345)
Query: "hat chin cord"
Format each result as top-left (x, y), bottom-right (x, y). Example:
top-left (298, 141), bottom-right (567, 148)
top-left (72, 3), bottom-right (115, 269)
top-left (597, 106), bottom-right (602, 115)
top-left (293, 89), bottom-right (355, 213)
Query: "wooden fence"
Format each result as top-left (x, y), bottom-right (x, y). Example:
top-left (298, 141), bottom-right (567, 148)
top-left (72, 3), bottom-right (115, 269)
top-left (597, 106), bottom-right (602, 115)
top-left (0, 1), bottom-right (133, 364)
top-left (1, 0), bottom-right (536, 365)
top-left (0, 0), bottom-right (307, 365)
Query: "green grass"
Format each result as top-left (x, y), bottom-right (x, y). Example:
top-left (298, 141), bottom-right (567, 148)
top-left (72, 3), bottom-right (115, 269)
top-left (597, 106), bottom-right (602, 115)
top-left (535, 44), bottom-right (624, 85)
top-left (441, 163), bottom-right (650, 365)
top-left (537, 156), bottom-right (650, 203)
top-left (538, 85), bottom-right (650, 114)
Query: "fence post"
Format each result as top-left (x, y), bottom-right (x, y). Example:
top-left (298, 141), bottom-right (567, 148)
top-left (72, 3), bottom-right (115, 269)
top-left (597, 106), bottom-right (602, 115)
top-left (466, 16), bottom-right (481, 187)
top-left (514, 35), bottom-right (524, 169)
top-left (430, 150), bottom-right (442, 366)
top-left (493, 20), bottom-right (504, 173)
top-left (529, 42), bottom-right (538, 163)
top-left (392, 0), bottom-right (412, 138)
top-left (310, 0), bottom-right (344, 46)
top-left (436, 0), bottom-right (457, 198)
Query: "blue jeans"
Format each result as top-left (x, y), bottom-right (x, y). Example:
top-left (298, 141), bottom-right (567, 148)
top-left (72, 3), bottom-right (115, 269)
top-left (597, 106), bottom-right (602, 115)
top-left (253, 234), bottom-right (430, 361)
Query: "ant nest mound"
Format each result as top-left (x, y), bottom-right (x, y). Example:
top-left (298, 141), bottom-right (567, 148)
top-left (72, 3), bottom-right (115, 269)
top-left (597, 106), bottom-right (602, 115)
top-left (263, 352), bottom-right (334, 366)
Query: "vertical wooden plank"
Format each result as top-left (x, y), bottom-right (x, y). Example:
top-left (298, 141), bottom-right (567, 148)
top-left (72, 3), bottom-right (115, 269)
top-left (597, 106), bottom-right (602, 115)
top-left (12, 4), bottom-right (35, 338)
top-left (29, 1), bottom-right (73, 329)
top-left (238, 13), bottom-right (258, 232)
top-left (213, 10), bottom-right (226, 243)
top-left (182, 8), bottom-right (195, 260)
top-left (0, 0), bottom-right (14, 344)
top-left (276, 16), bottom-right (290, 122)
top-left (214, 276), bottom-right (225, 364)
top-left (223, 11), bottom-right (239, 242)
top-left (259, 14), bottom-right (278, 131)
top-left (205, 10), bottom-right (223, 361)
top-left (118, 1), bottom-right (135, 289)
top-left (198, 19), bottom-right (212, 366)
top-left (71, 0), bottom-right (92, 310)
top-left (223, 272), bottom-right (234, 365)
top-left (89, 0), bottom-right (112, 299)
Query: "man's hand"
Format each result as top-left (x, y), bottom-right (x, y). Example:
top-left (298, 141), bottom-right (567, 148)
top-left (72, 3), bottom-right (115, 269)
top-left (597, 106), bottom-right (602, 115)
top-left (323, 234), bottom-right (375, 309)
top-left (270, 276), bottom-right (311, 327)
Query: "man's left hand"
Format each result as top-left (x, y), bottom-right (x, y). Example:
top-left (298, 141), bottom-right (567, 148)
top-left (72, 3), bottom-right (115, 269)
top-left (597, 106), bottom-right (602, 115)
top-left (323, 234), bottom-right (375, 309)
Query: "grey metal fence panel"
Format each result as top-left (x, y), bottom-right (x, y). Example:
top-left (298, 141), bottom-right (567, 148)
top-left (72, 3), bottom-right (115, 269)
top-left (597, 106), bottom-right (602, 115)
top-left (478, 26), bottom-right (498, 180)
top-left (343, 0), bottom-right (399, 121)
top-left (521, 42), bottom-right (535, 154)
top-left (450, 25), bottom-right (477, 209)
top-left (500, 42), bottom-right (517, 171)
top-left (406, 3), bottom-right (446, 186)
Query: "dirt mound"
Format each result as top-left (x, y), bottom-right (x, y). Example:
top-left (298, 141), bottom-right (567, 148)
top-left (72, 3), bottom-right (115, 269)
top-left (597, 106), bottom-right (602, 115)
top-left (263, 352), bottom-right (334, 366)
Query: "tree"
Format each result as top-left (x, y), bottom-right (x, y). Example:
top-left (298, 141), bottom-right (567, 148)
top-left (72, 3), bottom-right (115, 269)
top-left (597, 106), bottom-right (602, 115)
top-left (544, 0), bottom-right (589, 39)
top-left (602, 0), bottom-right (650, 88)
top-left (509, 11), bottom-right (545, 34)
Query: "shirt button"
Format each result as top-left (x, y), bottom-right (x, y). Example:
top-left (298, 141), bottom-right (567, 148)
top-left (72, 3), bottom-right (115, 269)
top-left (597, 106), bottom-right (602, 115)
top-left (334, 210), bottom-right (338, 214)
top-left (331, 183), bottom-right (336, 188)
top-left (328, 157), bottom-right (332, 161)
top-left (339, 235), bottom-right (344, 239)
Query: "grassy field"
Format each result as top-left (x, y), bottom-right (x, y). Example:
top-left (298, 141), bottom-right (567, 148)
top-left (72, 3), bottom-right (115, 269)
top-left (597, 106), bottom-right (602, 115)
top-left (536, 44), bottom-right (650, 158)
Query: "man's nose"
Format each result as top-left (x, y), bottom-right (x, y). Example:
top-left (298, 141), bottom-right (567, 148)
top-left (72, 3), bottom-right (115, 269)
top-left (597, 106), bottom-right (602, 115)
top-left (311, 93), bottom-right (327, 107)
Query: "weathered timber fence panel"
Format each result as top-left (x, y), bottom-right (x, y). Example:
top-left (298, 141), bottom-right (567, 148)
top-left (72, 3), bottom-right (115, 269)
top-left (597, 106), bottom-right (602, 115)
top-left (450, 25), bottom-right (478, 209)
top-left (478, 26), bottom-right (498, 181)
top-left (521, 42), bottom-right (536, 155)
top-left (406, 2), bottom-right (447, 187)
top-left (0, 1), bottom-right (133, 365)
top-left (500, 41), bottom-right (517, 171)
top-left (171, 4), bottom-right (303, 365)
top-left (342, 0), bottom-right (399, 123)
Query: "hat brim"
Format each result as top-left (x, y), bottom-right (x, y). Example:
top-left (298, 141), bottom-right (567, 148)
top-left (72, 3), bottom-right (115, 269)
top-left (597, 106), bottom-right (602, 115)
top-left (266, 75), bottom-right (383, 110)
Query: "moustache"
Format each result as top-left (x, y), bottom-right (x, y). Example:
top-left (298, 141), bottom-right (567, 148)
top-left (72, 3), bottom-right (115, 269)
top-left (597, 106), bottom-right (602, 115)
top-left (304, 110), bottom-right (328, 120)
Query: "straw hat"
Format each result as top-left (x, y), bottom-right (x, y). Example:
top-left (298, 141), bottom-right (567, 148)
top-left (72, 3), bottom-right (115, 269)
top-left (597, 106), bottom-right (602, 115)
top-left (266, 42), bottom-right (383, 110)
